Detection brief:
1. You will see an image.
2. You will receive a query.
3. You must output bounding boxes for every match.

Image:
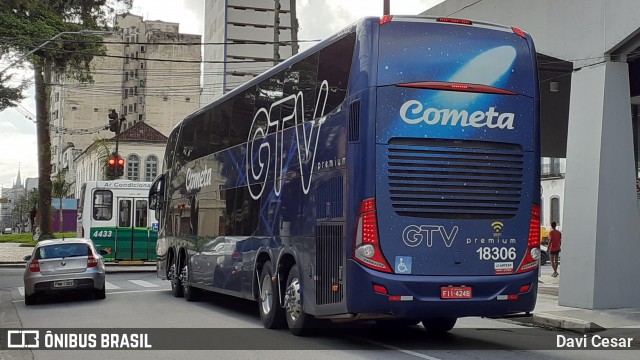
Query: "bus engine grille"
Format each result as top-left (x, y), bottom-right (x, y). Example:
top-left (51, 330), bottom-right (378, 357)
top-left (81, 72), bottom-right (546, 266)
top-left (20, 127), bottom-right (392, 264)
top-left (315, 224), bottom-right (344, 305)
top-left (387, 141), bottom-right (524, 219)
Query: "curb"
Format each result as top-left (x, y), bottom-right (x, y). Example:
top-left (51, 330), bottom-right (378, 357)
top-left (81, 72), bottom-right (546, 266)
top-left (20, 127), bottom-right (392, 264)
top-left (532, 313), bottom-right (605, 333)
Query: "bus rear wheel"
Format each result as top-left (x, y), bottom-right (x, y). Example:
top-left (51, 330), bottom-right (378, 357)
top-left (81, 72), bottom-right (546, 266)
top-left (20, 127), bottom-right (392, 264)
top-left (169, 263), bottom-right (183, 298)
top-left (284, 264), bottom-right (316, 336)
top-left (422, 317), bottom-right (457, 333)
top-left (182, 264), bottom-right (200, 302)
top-left (258, 261), bottom-right (286, 329)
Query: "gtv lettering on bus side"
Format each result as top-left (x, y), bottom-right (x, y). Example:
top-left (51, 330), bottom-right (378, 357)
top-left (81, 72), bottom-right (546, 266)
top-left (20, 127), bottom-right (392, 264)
top-left (245, 80), bottom-right (329, 200)
top-left (399, 100), bottom-right (515, 129)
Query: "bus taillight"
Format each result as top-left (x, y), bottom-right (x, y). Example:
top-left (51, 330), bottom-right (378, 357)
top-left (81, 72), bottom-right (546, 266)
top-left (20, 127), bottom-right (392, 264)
top-left (354, 198), bottom-right (392, 273)
top-left (516, 204), bottom-right (541, 273)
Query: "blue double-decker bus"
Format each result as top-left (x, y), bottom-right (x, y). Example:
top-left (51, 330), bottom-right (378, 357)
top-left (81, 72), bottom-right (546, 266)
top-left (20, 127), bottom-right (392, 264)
top-left (149, 15), bottom-right (540, 336)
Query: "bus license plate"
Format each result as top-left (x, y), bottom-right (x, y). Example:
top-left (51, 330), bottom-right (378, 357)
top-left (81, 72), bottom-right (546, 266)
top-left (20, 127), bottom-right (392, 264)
top-left (53, 280), bottom-right (75, 288)
top-left (441, 286), bottom-right (472, 299)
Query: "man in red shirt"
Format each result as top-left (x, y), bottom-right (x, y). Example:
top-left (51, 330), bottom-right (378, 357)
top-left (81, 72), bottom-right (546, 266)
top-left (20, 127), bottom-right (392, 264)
top-left (548, 221), bottom-right (562, 277)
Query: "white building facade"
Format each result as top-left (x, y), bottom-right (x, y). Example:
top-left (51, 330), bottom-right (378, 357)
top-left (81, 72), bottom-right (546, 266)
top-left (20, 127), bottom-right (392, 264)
top-left (50, 14), bottom-right (201, 189)
top-left (201, 0), bottom-right (298, 105)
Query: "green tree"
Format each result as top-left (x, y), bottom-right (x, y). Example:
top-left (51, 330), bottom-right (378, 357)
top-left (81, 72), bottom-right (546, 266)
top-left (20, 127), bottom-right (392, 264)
top-left (0, 73), bottom-right (26, 111)
top-left (0, 0), bottom-right (132, 240)
top-left (52, 172), bottom-right (72, 233)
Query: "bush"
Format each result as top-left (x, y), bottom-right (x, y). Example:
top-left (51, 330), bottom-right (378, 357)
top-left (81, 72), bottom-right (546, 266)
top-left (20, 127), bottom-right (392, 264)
top-left (0, 232), bottom-right (77, 246)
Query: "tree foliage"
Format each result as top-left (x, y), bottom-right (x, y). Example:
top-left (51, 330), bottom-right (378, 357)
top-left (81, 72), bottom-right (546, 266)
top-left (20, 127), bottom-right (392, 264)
top-left (0, 0), bottom-right (133, 240)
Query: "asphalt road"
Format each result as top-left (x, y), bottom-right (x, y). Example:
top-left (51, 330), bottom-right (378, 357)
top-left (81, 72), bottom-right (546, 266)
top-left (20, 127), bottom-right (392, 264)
top-left (0, 269), bottom-right (637, 360)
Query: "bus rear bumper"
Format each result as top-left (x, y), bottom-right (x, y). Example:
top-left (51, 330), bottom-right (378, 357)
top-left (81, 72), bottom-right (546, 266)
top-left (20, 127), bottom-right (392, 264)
top-left (346, 260), bottom-right (537, 319)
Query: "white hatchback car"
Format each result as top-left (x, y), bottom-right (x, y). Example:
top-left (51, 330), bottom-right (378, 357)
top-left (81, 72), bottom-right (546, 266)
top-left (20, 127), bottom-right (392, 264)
top-left (23, 238), bottom-right (107, 305)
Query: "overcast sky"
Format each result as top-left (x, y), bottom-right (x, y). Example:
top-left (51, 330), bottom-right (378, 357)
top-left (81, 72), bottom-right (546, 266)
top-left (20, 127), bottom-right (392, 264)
top-left (0, 0), bottom-right (444, 190)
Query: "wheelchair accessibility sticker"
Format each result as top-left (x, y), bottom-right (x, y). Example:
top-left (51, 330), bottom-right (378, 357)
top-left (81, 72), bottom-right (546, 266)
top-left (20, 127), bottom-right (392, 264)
top-left (152, 223), bottom-right (159, 232)
top-left (395, 256), bottom-right (412, 274)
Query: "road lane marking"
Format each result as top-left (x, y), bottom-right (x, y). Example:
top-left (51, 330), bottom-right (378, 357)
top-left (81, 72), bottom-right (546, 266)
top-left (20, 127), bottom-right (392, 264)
top-left (356, 338), bottom-right (444, 360)
top-left (105, 281), bottom-right (120, 289)
top-left (128, 280), bottom-right (159, 288)
top-left (18, 287), bottom-right (24, 296)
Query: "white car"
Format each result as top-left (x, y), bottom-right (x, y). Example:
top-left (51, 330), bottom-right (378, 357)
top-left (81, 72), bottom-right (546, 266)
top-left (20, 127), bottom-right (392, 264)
top-left (2, 228), bottom-right (12, 235)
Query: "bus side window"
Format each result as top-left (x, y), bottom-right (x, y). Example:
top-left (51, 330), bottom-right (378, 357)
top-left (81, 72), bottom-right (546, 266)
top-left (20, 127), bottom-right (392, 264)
top-left (93, 190), bottom-right (113, 221)
top-left (119, 200), bottom-right (131, 227)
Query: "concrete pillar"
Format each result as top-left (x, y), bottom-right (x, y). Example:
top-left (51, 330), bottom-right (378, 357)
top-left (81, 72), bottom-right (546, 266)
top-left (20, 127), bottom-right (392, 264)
top-left (560, 61), bottom-right (640, 309)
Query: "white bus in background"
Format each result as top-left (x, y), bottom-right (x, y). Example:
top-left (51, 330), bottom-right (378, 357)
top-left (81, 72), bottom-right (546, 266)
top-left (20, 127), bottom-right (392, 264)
top-left (77, 180), bottom-right (158, 262)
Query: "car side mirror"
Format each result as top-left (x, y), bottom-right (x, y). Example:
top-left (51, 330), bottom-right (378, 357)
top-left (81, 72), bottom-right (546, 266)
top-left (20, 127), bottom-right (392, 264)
top-left (99, 249), bottom-right (109, 256)
top-left (23, 255), bottom-right (32, 261)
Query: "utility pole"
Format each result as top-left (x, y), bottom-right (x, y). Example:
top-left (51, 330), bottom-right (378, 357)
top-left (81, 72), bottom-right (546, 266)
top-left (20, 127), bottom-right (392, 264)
top-left (384, 0), bottom-right (390, 15)
top-left (274, 0), bottom-right (281, 66)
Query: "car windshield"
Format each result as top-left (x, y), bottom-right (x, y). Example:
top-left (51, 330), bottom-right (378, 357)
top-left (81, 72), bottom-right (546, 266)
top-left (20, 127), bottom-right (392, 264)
top-left (35, 244), bottom-right (89, 259)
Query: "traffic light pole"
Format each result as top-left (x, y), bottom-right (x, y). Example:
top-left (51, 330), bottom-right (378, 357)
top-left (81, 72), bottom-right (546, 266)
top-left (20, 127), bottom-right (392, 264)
top-left (108, 109), bottom-right (126, 179)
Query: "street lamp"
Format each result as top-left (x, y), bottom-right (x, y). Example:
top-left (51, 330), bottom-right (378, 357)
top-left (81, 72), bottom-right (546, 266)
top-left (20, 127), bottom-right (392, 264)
top-left (0, 29), bottom-right (113, 75)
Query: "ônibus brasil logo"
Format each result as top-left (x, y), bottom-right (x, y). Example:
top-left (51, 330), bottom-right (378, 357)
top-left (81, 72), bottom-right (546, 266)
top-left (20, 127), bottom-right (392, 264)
top-left (399, 100), bottom-right (515, 130)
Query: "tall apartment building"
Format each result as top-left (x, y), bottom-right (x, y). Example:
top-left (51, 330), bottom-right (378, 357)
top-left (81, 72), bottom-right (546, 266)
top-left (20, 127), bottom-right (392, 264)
top-left (50, 14), bottom-right (201, 179)
top-left (201, 0), bottom-right (298, 105)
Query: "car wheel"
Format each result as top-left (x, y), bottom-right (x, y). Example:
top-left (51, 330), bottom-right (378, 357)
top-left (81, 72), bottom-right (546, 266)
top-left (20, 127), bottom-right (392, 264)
top-left (94, 286), bottom-right (106, 300)
top-left (182, 264), bottom-right (200, 302)
top-left (24, 293), bottom-right (36, 306)
top-left (284, 264), bottom-right (317, 336)
top-left (169, 262), bottom-right (183, 298)
top-left (422, 317), bottom-right (457, 333)
top-left (258, 261), bottom-right (286, 329)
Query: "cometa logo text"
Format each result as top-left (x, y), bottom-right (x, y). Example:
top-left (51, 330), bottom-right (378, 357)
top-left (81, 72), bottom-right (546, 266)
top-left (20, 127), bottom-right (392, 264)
top-left (186, 166), bottom-right (212, 191)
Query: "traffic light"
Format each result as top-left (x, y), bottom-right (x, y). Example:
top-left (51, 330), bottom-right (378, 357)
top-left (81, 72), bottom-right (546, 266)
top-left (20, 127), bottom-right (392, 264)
top-left (117, 158), bottom-right (125, 176)
top-left (107, 157), bottom-right (125, 177)
top-left (107, 157), bottom-right (117, 176)
top-left (108, 109), bottom-right (119, 133)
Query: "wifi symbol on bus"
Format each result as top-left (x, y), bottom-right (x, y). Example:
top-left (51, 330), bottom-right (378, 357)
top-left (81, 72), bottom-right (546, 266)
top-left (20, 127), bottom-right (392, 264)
top-left (491, 221), bottom-right (504, 233)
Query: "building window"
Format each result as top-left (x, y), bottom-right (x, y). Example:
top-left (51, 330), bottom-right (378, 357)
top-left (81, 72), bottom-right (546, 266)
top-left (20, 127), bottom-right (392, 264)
top-left (127, 154), bottom-right (140, 181)
top-left (185, 97), bottom-right (190, 102)
top-left (71, 106), bottom-right (77, 111)
top-left (129, 105), bottom-right (133, 113)
top-left (138, 114), bottom-right (144, 121)
top-left (55, 92), bottom-right (60, 102)
top-left (94, 108), bottom-right (99, 112)
top-left (141, 45), bottom-right (146, 53)
top-left (145, 155), bottom-right (158, 181)
top-left (163, 95), bottom-right (168, 101)
top-left (550, 197), bottom-right (561, 226)
top-left (140, 62), bottom-right (145, 69)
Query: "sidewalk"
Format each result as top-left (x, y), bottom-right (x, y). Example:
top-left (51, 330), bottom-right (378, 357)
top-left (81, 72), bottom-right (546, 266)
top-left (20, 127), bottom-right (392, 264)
top-left (1, 243), bottom-right (638, 335)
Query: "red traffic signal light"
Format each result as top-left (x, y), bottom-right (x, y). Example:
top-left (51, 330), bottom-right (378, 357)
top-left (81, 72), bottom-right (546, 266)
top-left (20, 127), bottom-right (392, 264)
top-left (117, 158), bottom-right (125, 176)
top-left (107, 157), bottom-right (117, 176)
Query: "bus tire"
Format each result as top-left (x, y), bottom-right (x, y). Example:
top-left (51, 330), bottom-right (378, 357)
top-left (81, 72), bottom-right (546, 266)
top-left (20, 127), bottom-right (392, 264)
top-left (284, 264), bottom-right (316, 336)
top-left (422, 317), bottom-right (457, 333)
top-left (258, 261), bottom-right (286, 329)
top-left (170, 262), bottom-right (184, 298)
top-left (182, 264), bottom-right (200, 302)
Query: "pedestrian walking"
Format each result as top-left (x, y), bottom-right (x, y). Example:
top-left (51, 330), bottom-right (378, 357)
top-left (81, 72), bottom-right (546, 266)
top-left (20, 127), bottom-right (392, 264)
top-left (548, 221), bottom-right (562, 277)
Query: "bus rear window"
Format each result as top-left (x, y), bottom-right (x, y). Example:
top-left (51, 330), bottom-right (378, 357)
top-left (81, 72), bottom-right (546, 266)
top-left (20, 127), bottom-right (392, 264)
top-left (377, 21), bottom-right (535, 97)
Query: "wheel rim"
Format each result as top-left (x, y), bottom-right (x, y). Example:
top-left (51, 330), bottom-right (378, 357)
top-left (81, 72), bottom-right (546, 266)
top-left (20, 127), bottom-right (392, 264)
top-left (181, 265), bottom-right (188, 294)
top-left (260, 275), bottom-right (273, 315)
top-left (285, 277), bottom-right (302, 321)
